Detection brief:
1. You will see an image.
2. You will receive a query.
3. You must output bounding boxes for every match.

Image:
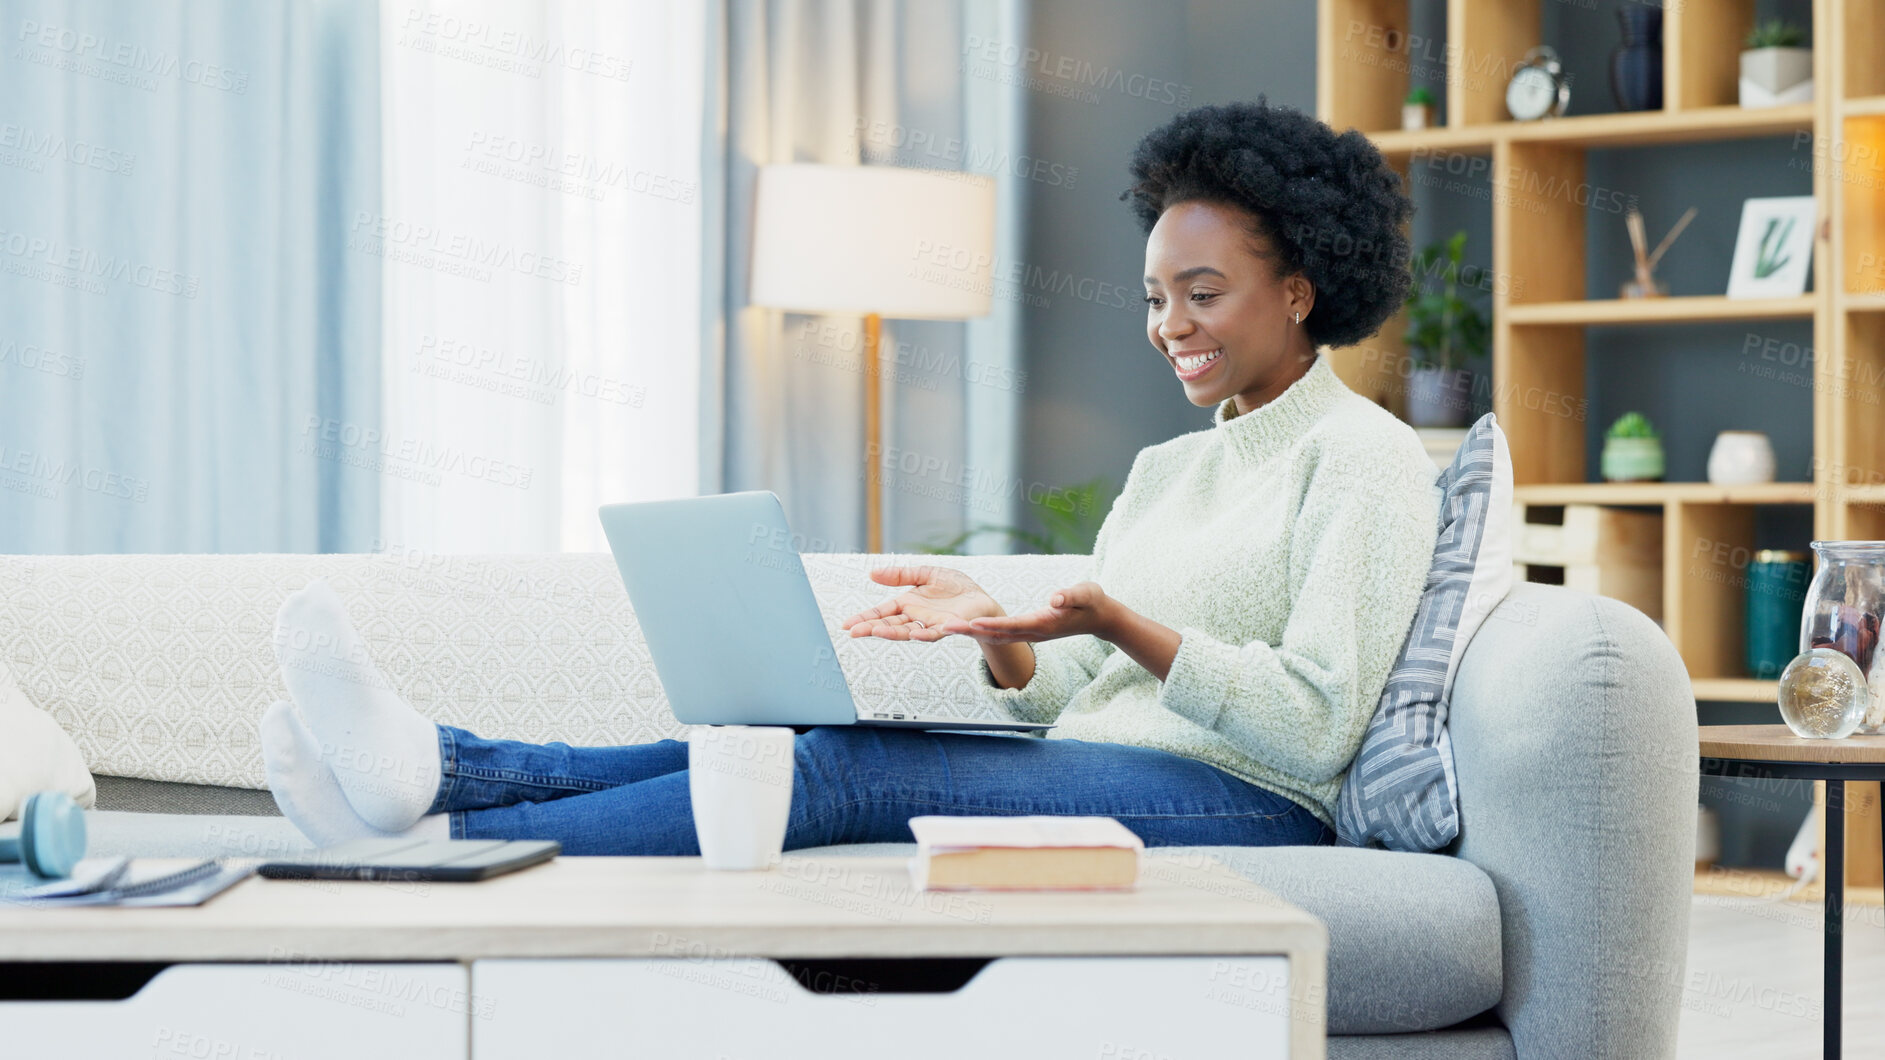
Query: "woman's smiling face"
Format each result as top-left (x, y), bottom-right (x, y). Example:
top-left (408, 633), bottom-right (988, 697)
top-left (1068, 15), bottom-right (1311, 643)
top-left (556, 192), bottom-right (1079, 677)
top-left (1143, 200), bottom-right (1317, 416)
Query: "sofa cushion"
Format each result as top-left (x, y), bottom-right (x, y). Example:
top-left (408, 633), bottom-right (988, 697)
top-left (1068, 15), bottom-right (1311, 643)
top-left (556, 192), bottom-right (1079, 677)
top-left (0, 552), bottom-right (1091, 790)
top-left (798, 843), bottom-right (1501, 1035)
top-left (82, 809), bottom-right (313, 860)
top-left (94, 775), bottom-right (282, 816)
top-left (1337, 413), bottom-right (1513, 852)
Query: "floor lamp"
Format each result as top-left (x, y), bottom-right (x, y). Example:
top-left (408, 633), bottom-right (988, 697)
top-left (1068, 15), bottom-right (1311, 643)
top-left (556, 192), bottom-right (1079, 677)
top-left (749, 164), bottom-right (996, 553)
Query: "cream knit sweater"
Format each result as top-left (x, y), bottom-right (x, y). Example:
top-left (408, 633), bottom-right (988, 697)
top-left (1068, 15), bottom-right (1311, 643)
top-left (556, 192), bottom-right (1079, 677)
top-left (975, 356), bottom-right (1440, 827)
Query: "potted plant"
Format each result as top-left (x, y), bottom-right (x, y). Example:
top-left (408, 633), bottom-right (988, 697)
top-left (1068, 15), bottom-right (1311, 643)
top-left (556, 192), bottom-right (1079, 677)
top-left (1740, 20), bottom-right (1811, 108)
top-left (1601, 412), bottom-right (1665, 482)
top-left (915, 477), bottom-right (1115, 556)
top-left (1402, 232), bottom-right (1487, 429)
top-left (1402, 86), bottom-right (1437, 131)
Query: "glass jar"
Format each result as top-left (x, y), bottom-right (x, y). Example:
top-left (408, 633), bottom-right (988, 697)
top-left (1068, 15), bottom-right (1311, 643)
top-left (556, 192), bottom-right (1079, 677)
top-left (1800, 541), bottom-right (1885, 733)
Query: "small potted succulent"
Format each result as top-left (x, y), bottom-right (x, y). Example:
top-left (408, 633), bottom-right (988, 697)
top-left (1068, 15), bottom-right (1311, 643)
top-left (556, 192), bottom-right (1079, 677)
top-left (1403, 232), bottom-right (1487, 429)
top-left (1402, 86), bottom-right (1437, 131)
top-left (1602, 412), bottom-right (1665, 482)
top-left (1740, 20), bottom-right (1812, 108)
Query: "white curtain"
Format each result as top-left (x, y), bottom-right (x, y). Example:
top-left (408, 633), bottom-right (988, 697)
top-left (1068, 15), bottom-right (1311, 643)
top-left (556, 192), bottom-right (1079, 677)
top-left (376, 0), bottom-right (1021, 555)
top-left (0, 0), bottom-right (382, 554)
top-left (378, 0), bottom-right (707, 553)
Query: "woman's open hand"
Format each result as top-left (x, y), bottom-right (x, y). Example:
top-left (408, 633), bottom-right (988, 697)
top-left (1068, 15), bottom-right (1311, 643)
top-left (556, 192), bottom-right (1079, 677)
top-left (944, 581), bottom-right (1117, 645)
top-left (841, 565), bottom-right (1005, 642)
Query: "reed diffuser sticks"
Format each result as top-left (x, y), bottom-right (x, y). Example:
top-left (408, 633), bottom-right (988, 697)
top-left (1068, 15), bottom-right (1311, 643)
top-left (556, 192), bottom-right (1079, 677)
top-left (1622, 206), bottom-right (1696, 298)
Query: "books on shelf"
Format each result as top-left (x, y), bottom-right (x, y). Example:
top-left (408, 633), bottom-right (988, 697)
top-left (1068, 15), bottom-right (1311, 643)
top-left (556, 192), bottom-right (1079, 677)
top-left (908, 815), bottom-right (1143, 892)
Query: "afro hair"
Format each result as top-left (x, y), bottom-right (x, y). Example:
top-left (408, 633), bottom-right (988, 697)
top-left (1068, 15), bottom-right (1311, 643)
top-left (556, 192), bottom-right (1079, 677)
top-left (1122, 99), bottom-right (1413, 349)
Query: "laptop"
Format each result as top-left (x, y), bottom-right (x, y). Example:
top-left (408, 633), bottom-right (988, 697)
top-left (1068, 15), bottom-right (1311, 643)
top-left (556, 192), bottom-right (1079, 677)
top-left (598, 491), bottom-right (1052, 733)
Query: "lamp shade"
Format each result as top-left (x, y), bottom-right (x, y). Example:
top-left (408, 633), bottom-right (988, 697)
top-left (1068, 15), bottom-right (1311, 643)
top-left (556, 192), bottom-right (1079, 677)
top-left (749, 163), bottom-right (996, 320)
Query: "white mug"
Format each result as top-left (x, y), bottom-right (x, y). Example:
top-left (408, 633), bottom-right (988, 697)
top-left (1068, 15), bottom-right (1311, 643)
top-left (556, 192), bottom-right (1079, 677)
top-left (687, 725), bottom-right (795, 870)
top-left (1706, 431), bottom-right (1776, 486)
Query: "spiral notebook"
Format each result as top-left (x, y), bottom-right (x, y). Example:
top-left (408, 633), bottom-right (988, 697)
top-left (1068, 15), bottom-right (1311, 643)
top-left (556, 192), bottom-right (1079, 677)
top-left (2, 858), bottom-right (254, 907)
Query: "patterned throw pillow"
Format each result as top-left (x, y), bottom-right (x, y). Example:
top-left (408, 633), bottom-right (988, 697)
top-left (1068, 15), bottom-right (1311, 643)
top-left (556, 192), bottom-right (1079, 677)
top-left (1335, 413), bottom-right (1513, 852)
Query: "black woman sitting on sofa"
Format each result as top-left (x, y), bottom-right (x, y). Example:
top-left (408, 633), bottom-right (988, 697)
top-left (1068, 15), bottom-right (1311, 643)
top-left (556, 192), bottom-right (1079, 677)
top-left (259, 100), bottom-right (1440, 854)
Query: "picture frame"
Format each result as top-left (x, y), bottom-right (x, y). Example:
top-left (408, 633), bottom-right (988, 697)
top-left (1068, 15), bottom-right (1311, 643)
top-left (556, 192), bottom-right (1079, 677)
top-left (1725, 195), bottom-right (1816, 298)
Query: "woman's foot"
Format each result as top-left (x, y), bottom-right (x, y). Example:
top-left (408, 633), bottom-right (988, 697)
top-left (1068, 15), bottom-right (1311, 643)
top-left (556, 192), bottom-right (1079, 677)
top-left (273, 579), bottom-right (441, 831)
top-left (261, 702), bottom-right (447, 846)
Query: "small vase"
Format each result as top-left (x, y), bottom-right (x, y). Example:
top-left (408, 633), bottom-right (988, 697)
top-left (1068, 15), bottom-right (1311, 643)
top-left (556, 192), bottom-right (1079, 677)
top-left (1402, 102), bottom-right (1435, 131)
top-left (1406, 365), bottom-right (1471, 428)
top-left (1740, 47), bottom-right (1813, 107)
top-left (1706, 430), bottom-right (1777, 485)
top-left (1610, 7), bottom-right (1663, 112)
top-left (1600, 436), bottom-right (1664, 482)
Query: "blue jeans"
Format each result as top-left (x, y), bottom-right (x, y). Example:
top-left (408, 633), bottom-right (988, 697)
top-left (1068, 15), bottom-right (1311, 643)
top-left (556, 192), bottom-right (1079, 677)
top-left (431, 725), bottom-right (1333, 854)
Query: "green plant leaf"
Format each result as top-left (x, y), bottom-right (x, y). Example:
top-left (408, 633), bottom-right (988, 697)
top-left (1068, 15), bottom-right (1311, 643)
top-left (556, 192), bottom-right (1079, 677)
top-left (1753, 216), bottom-right (1795, 279)
top-left (1606, 411), bottom-right (1658, 439)
top-left (1744, 19), bottom-right (1805, 49)
top-left (906, 476), bottom-right (1117, 556)
top-left (1031, 477), bottom-right (1116, 554)
top-left (1404, 232), bottom-right (1489, 371)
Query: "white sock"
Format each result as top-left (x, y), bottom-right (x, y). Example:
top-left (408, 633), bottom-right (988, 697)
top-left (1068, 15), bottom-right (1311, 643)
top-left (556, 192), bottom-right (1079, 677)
top-left (274, 578), bottom-right (440, 831)
top-left (261, 701), bottom-right (450, 847)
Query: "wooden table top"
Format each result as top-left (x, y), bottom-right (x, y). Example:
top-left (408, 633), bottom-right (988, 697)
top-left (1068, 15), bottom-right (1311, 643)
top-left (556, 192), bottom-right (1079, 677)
top-left (1701, 724), bottom-right (1885, 764)
top-left (0, 852), bottom-right (1326, 964)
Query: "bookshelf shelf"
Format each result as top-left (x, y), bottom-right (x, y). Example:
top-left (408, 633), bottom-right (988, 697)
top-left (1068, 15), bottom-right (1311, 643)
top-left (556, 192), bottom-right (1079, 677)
top-left (1839, 290), bottom-right (1885, 313)
top-left (1690, 678), bottom-right (1779, 704)
top-left (1504, 295), bottom-right (1816, 327)
top-left (1365, 126), bottom-right (1497, 159)
top-left (1500, 103), bottom-right (1815, 149)
top-left (1512, 483), bottom-right (1816, 506)
top-left (1363, 105), bottom-right (1814, 159)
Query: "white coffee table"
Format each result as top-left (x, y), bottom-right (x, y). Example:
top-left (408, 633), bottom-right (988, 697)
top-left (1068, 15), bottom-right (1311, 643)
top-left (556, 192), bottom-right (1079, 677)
top-left (0, 851), bottom-right (1327, 1059)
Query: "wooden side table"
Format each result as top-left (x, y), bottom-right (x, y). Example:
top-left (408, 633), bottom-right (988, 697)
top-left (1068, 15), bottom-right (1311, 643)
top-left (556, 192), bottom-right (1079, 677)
top-left (1699, 725), bottom-right (1885, 1060)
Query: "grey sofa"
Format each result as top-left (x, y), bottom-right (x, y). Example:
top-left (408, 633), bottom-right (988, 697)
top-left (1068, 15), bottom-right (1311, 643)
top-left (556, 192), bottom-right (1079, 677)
top-left (7, 554), bottom-right (1698, 1058)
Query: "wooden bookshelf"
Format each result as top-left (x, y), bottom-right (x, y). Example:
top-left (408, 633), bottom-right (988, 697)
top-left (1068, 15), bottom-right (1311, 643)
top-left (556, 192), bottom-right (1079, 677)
top-left (1690, 678), bottom-right (1781, 703)
top-left (1512, 482), bottom-right (1816, 505)
top-left (1365, 126), bottom-right (1497, 159)
top-left (1317, 0), bottom-right (1885, 892)
top-left (1364, 104), bottom-right (1813, 158)
top-left (1500, 103), bottom-right (1814, 147)
top-left (1503, 295), bottom-right (1815, 326)
top-left (1837, 290), bottom-right (1885, 312)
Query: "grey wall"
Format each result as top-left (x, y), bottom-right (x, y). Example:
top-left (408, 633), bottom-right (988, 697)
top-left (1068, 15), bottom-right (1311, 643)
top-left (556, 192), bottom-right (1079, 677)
top-left (1014, 0), bottom-right (1317, 503)
top-left (1014, 0), bottom-right (1818, 868)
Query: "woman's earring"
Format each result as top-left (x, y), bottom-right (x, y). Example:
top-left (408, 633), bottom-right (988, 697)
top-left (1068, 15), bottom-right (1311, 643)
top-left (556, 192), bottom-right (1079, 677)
top-left (1293, 312), bottom-right (1302, 324)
